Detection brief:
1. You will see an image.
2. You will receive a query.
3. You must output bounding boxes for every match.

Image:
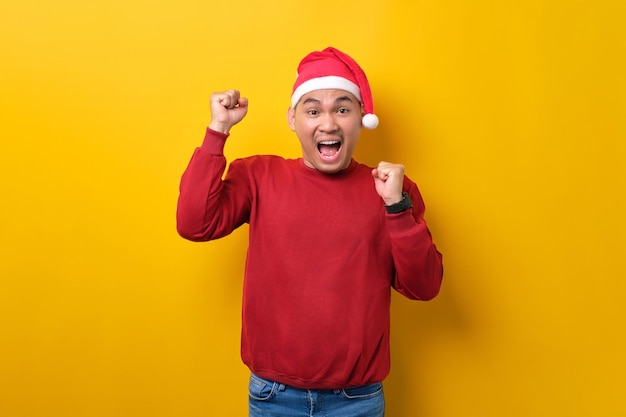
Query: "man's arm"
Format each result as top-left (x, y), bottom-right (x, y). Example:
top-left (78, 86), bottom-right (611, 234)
top-left (387, 181), bottom-right (443, 300)
top-left (176, 90), bottom-right (251, 241)
top-left (372, 162), bottom-right (443, 300)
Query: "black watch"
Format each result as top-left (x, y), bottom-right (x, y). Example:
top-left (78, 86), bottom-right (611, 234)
top-left (385, 192), bottom-right (413, 214)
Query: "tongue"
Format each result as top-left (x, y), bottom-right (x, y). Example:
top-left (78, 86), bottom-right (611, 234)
top-left (319, 143), bottom-right (340, 157)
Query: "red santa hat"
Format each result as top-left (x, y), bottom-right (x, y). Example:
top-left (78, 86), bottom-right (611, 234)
top-left (291, 47), bottom-right (379, 129)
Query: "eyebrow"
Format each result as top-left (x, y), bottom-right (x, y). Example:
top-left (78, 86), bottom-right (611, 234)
top-left (301, 95), bottom-right (355, 106)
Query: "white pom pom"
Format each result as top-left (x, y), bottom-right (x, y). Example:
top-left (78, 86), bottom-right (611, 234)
top-left (362, 113), bottom-right (379, 129)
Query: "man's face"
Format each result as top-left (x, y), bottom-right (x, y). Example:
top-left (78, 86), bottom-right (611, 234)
top-left (287, 89), bottom-right (363, 174)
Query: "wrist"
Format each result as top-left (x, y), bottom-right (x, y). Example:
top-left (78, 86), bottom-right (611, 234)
top-left (383, 194), bottom-right (403, 206)
top-left (208, 121), bottom-right (231, 134)
top-left (384, 192), bottom-right (413, 214)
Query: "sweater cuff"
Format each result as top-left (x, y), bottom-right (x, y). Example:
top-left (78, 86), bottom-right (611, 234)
top-left (386, 209), bottom-right (423, 236)
top-left (200, 128), bottom-right (230, 155)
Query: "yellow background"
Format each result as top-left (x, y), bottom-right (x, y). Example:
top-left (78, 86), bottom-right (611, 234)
top-left (1, 0), bottom-right (624, 416)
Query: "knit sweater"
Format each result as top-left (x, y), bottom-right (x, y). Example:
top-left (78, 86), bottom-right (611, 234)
top-left (177, 128), bottom-right (443, 389)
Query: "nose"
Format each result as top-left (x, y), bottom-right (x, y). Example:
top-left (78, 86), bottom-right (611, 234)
top-left (318, 112), bottom-right (339, 132)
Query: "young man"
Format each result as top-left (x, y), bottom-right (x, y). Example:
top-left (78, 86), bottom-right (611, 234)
top-left (177, 47), bottom-right (443, 417)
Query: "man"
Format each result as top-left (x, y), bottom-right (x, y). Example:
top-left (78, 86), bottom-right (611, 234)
top-left (177, 47), bottom-right (443, 417)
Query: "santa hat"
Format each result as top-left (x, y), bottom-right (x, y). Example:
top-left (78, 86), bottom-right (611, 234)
top-left (291, 47), bottom-right (379, 129)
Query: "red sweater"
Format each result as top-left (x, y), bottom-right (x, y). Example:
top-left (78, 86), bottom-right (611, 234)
top-left (177, 128), bottom-right (443, 389)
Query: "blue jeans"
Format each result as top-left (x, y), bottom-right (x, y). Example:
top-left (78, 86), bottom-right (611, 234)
top-left (248, 374), bottom-right (385, 417)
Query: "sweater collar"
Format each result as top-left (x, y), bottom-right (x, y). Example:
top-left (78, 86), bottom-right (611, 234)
top-left (297, 158), bottom-right (358, 177)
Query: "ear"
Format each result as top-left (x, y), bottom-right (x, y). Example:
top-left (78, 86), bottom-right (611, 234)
top-left (286, 107), bottom-right (296, 131)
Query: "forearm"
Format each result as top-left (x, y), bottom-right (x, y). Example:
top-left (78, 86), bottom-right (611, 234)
top-left (387, 184), bottom-right (443, 300)
top-left (176, 128), bottom-right (232, 241)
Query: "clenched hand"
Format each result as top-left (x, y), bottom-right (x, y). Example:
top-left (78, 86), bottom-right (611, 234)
top-left (208, 90), bottom-right (249, 134)
top-left (372, 161), bottom-right (405, 205)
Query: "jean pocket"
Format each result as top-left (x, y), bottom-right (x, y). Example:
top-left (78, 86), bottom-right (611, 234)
top-left (248, 374), bottom-right (278, 401)
top-left (340, 382), bottom-right (383, 399)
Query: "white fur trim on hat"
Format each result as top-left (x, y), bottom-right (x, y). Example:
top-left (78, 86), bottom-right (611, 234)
top-left (291, 76), bottom-right (361, 108)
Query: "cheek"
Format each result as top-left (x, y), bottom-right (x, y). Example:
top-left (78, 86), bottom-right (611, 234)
top-left (345, 120), bottom-right (363, 137)
top-left (343, 115), bottom-right (362, 129)
top-left (295, 120), bottom-right (316, 136)
top-left (297, 131), bottom-right (317, 152)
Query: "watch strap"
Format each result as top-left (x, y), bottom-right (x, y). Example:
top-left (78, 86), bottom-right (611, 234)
top-left (384, 192), bottom-right (413, 214)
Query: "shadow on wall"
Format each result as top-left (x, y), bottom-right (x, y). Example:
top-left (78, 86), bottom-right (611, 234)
top-left (385, 286), bottom-right (468, 416)
top-left (354, 97), bottom-right (470, 416)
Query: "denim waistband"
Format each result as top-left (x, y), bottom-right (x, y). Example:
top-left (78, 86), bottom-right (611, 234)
top-left (250, 373), bottom-right (382, 393)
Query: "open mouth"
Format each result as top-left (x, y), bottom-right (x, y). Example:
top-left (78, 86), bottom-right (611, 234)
top-left (317, 140), bottom-right (342, 160)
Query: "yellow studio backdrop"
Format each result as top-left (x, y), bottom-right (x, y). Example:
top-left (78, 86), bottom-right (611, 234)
top-left (1, 0), bottom-right (624, 416)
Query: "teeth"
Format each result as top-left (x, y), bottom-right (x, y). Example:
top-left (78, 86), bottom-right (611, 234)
top-left (319, 141), bottom-right (340, 145)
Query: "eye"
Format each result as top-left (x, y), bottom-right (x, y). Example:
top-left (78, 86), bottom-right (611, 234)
top-left (337, 107), bottom-right (350, 114)
top-left (307, 109), bottom-right (319, 115)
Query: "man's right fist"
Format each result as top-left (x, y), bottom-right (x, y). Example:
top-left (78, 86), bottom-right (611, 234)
top-left (209, 90), bottom-right (249, 134)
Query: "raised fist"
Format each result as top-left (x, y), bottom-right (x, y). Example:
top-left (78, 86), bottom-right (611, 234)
top-left (208, 89), bottom-right (249, 134)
